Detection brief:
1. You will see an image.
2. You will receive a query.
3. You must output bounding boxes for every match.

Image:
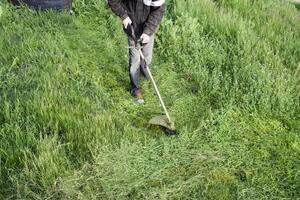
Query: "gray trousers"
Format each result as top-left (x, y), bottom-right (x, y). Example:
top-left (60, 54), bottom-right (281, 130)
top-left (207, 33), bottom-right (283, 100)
top-left (128, 34), bottom-right (155, 94)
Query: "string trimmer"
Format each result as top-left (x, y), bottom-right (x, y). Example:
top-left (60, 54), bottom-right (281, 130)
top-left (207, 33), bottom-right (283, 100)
top-left (126, 25), bottom-right (177, 135)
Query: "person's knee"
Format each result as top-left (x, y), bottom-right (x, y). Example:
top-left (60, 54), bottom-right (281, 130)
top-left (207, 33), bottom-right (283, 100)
top-left (130, 61), bottom-right (140, 74)
top-left (130, 53), bottom-right (141, 66)
top-left (142, 44), bottom-right (154, 65)
top-left (131, 59), bottom-right (140, 66)
top-left (144, 55), bottom-right (152, 66)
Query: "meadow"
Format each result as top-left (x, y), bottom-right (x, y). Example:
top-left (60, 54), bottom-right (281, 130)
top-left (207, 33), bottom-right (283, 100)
top-left (0, 0), bottom-right (299, 199)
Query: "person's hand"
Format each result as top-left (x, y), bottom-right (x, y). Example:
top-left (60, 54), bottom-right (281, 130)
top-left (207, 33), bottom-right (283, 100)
top-left (123, 17), bottom-right (132, 29)
top-left (140, 33), bottom-right (150, 44)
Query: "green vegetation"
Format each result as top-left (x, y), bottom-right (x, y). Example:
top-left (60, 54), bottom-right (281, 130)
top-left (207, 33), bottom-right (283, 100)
top-left (0, 0), bottom-right (299, 199)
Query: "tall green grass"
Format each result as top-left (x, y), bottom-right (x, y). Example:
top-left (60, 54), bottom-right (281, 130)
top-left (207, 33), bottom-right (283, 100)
top-left (0, 0), bottom-right (299, 199)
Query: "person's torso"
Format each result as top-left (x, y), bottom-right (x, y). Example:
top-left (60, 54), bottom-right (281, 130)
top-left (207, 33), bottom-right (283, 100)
top-left (121, 0), bottom-right (151, 26)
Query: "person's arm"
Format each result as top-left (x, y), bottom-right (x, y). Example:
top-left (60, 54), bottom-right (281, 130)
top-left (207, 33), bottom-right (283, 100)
top-left (107, 0), bottom-right (128, 20)
top-left (143, 3), bottom-right (165, 36)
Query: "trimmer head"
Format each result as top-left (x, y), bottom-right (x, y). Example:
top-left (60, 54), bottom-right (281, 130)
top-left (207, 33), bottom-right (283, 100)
top-left (149, 115), bottom-right (177, 135)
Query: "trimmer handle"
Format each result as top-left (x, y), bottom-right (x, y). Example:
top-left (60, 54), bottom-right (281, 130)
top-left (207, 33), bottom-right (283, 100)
top-left (125, 24), bottom-right (143, 47)
top-left (124, 24), bottom-right (135, 40)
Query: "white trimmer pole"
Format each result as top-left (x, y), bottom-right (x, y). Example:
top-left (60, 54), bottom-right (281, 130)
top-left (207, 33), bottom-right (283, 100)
top-left (138, 48), bottom-right (172, 125)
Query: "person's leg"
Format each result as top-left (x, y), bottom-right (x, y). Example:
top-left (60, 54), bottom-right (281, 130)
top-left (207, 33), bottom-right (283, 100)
top-left (128, 38), bottom-right (141, 95)
top-left (140, 34), bottom-right (155, 79)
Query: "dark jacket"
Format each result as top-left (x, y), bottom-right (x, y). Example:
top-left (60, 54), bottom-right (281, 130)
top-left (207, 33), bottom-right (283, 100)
top-left (107, 0), bottom-right (165, 37)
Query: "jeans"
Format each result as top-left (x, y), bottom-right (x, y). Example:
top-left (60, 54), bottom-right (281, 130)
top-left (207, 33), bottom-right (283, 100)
top-left (128, 34), bottom-right (155, 95)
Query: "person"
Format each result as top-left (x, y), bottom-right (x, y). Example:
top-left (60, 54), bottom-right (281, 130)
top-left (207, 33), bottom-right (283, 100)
top-left (108, 0), bottom-right (165, 103)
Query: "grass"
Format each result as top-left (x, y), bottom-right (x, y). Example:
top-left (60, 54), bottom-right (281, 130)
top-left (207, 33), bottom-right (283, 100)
top-left (0, 0), bottom-right (299, 199)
